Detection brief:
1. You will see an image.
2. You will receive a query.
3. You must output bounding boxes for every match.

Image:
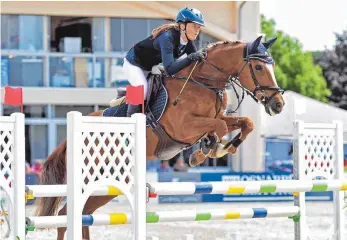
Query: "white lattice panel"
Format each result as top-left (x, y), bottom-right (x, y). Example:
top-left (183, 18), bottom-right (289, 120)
top-left (0, 130), bottom-right (14, 192)
top-left (294, 121), bottom-right (345, 240)
top-left (0, 113), bottom-right (26, 239)
top-left (81, 131), bottom-right (135, 193)
top-left (302, 133), bottom-right (336, 179)
top-left (67, 111), bottom-right (147, 240)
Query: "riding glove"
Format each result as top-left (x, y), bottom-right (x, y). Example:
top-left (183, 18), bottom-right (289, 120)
top-left (187, 51), bottom-right (206, 62)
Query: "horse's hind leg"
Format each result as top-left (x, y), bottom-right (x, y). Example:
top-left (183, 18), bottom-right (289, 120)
top-left (57, 205), bottom-right (67, 240)
top-left (81, 196), bottom-right (116, 240)
top-left (56, 196), bottom-right (115, 240)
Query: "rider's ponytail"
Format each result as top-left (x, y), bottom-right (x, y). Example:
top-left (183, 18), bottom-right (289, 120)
top-left (152, 23), bottom-right (180, 38)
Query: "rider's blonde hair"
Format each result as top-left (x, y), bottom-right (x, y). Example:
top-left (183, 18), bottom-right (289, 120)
top-left (152, 23), bottom-right (180, 38)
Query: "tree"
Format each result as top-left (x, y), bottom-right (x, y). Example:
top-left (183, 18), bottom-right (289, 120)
top-left (261, 15), bottom-right (330, 102)
top-left (316, 29), bottom-right (347, 109)
top-left (310, 51), bottom-right (323, 59)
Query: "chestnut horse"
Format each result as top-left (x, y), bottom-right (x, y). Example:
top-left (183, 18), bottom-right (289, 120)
top-left (36, 36), bottom-right (285, 239)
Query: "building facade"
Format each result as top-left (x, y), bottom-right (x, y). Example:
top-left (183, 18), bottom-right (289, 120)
top-left (0, 1), bottom-right (261, 167)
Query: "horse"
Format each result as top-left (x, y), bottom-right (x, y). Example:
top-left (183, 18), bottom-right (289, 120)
top-left (36, 35), bottom-right (285, 239)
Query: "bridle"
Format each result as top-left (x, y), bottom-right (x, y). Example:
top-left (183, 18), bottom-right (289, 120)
top-left (171, 45), bottom-right (284, 113)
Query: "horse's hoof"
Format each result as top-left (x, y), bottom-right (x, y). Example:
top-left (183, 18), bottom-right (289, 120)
top-left (189, 150), bottom-right (207, 167)
top-left (189, 153), bottom-right (198, 167)
top-left (210, 143), bottom-right (227, 158)
top-left (188, 157), bottom-right (196, 167)
top-left (228, 146), bottom-right (237, 154)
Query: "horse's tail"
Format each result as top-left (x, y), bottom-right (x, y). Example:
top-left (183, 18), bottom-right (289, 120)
top-left (35, 140), bottom-right (67, 217)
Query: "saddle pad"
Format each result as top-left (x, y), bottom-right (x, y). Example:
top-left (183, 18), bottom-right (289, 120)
top-left (102, 84), bottom-right (168, 126)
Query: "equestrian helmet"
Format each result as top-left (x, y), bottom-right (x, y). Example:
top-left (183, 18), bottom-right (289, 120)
top-left (176, 7), bottom-right (205, 26)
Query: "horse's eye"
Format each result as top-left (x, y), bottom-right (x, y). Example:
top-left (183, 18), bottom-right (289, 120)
top-left (255, 65), bottom-right (262, 71)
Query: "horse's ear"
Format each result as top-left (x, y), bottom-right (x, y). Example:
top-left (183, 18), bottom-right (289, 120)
top-left (263, 37), bottom-right (277, 49)
top-left (249, 35), bottom-right (263, 54)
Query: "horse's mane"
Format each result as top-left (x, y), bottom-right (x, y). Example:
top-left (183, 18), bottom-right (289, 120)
top-left (205, 40), bottom-right (243, 51)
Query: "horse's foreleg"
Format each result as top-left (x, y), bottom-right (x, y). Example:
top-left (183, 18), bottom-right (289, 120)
top-left (214, 116), bottom-right (254, 156)
top-left (186, 116), bottom-right (229, 140)
top-left (196, 116), bottom-right (254, 161)
top-left (188, 116), bottom-right (253, 167)
top-left (186, 117), bottom-right (229, 167)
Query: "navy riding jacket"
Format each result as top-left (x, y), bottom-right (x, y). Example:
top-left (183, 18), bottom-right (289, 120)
top-left (125, 28), bottom-right (197, 75)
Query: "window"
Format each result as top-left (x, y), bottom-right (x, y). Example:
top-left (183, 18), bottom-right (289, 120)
top-left (111, 18), bottom-right (174, 52)
top-left (149, 19), bottom-right (171, 33)
top-left (50, 16), bottom-right (105, 53)
top-left (50, 56), bottom-right (74, 87)
top-left (56, 125), bottom-right (67, 146)
top-left (200, 32), bottom-right (218, 49)
top-left (1, 15), bottom-right (43, 50)
top-left (26, 125), bottom-right (48, 164)
top-left (109, 57), bottom-right (128, 87)
top-left (94, 57), bottom-right (129, 88)
top-left (3, 105), bottom-right (47, 118)
top-left (110, 18), bottom-right (122, 51)
top-left (1, 56), bottom-right (44, 87)
top-left (50, 57), bottom-right (92, 87)
top-left (123, 19), bottom-right (148, 51)
top-left (92, 18), bottom-right (105, 52)
top-left (54, 105), bottom-right (95, 118)
top-left (1, 56), bottom-right (9, 86)
top-left (94, 58), bottom-right (106, 88)
top-left (195, 32), bottom-right (219, 50)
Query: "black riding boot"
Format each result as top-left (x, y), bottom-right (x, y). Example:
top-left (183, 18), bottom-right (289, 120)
top-left (126, 104), bottom-right (142, 117)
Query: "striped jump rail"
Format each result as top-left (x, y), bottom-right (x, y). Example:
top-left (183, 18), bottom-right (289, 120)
top-left (25, 185), bottom-right (123, 200)
top-left (25, 206), bottom-right (300, 232)
top-left (27, 180), bottom-right (347, 200)
top-left (148, 180), bottom-right (347, 197)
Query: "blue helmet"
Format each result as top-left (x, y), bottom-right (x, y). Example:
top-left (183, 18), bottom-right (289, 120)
top-left (175, 7), bottom-right (205, 26)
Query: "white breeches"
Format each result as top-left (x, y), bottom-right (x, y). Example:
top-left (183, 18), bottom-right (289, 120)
top-left (123, 58), bottom-right (148, 99)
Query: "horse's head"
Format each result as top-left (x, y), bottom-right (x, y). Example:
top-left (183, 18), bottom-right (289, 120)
top-left (239, 36), bottom-right (285, 115)
top-left (203, 36), bottom-right (285, 116)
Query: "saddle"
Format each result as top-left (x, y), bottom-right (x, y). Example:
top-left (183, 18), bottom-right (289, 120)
top-left (103, 73), bottom-right (192, 160)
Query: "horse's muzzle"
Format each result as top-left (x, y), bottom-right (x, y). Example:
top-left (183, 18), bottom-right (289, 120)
top-left (265, 96), bottom-right (285, 116)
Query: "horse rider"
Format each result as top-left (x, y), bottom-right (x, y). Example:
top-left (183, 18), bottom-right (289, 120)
top-left (123, 7), bottom-right (206, 117)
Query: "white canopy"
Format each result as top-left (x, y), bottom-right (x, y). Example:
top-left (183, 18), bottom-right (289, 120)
top-left (261, 91), bottom-right (347, 142)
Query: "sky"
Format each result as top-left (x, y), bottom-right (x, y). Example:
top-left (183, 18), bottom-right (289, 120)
top-left (259, 0), bottom-right (347, 51)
